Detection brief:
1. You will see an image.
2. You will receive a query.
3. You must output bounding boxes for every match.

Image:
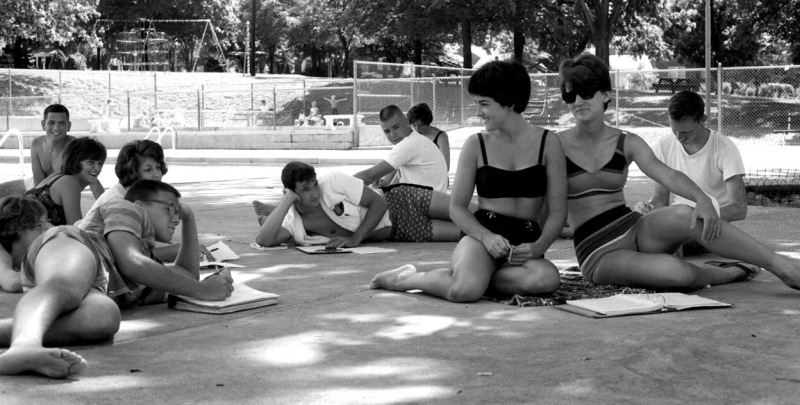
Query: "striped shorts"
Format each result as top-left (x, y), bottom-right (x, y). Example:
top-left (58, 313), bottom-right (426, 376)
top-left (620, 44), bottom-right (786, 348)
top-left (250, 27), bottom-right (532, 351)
top-left (574, 205), bottom-right (642, 282)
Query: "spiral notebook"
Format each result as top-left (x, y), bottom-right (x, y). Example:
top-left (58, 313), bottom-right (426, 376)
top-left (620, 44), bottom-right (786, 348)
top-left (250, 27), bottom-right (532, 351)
top-left (558, 292), bottom-right (731, 318)
top-left (168, 283), bottom-right (279, 314)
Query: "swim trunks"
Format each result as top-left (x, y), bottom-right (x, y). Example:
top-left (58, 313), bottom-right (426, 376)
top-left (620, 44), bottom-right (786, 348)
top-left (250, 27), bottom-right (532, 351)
top-left (382, 183), bottom-right (434, 242)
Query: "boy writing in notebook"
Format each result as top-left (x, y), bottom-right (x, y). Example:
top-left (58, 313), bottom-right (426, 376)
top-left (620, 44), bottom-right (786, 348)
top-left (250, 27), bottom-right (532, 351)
top-left (96, 179), bottom-right (234, 307)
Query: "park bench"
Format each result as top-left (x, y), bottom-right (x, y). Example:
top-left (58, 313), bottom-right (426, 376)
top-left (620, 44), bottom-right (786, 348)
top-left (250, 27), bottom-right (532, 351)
top-left (323, 114), bottom-right (365, 130)
top-left (651, 78), bottom-right (699, 94)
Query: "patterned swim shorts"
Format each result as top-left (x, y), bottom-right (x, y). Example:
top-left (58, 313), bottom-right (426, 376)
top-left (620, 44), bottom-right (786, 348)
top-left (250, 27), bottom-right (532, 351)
top-left (382, 183), bottom-right (434, 242)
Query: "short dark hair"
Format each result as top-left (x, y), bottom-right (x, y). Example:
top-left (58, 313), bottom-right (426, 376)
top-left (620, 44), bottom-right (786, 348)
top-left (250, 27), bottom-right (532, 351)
top-left (668, 91), bottom-right (704, 121)
top-left (558, 53), bottom-right (613, 110)
top-left (0, 196), bottom-right (46, 252)
top-left (468, 60), bottom-right (530, 113)
top-left (43, 104), bottom-right (70, 121)
top-left (124, 179), bottom-right (181, 203)
top-left (379, 105), bottom-right (405, 122)
top-left (407, 103), bottom-right (433, 125)
top-left (115, 140), bottom-right (168, 187)
top-left (61, 137), bottom-right (107, 175)
top-left (281, 161), bottom-right (316, 190)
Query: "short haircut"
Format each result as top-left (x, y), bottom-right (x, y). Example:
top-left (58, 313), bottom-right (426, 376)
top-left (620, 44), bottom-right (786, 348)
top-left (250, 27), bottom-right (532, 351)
top-left (379, 105), bottom-right (405, 122)
top-left (668, 91), bottom-right (705, 121)
top-left (281, 161), bottom-right (316, 190)
top-left (61, 137), bottom-right (107, 175)
top-left (115, 140), bottom-right (168, 187)
top-left (468, 60), bottom-right (530, 113)
top-left (407, 103), bottom-right (433, 125)
top-left (43, 103), bottom-right (70, 121)
top-left (558, 53), bottom-right (613, 109)
top-left (0, 196), bottom-right (46, 252)
top-left (124, 179), bottom-right (181, 203)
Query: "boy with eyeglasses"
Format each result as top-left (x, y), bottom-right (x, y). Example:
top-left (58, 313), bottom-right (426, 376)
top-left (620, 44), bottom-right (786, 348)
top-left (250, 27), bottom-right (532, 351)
top-left (92, 179), bottom-right (233, 308)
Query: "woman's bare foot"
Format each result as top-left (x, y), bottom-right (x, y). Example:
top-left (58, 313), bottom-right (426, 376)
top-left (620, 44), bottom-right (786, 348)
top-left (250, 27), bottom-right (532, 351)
top-left (370, 264), bottom-right (417, 291)
top-left (0, 347), bottom-right (87, 378)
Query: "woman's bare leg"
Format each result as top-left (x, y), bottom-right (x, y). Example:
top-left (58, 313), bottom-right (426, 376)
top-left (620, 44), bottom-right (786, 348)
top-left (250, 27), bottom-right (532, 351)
top-left (637, 205), bottom-right (800, 289)
top-left (0, 237), bottom-right (120, 378)
top-left (489, 260), bottom-right (560, 296)
top-left (371, 236), bottom-right (496, 302)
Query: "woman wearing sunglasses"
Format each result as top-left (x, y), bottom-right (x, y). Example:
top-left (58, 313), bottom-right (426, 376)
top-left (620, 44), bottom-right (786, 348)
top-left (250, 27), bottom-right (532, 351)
top-left (371, 60), bottom-right (567, 302)
top-left (557, 53), bottom-right (800, 290)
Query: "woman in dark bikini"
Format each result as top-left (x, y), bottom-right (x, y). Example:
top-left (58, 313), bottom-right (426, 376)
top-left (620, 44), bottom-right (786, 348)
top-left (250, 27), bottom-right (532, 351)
top-left (371, 60), bottom-right (567, 302)
top-left (24, 137), bottom-right (106, 226)
top-left (558, 53), bottom-right (800, 290)
top-left (408, 103), bottom-right (451, 171)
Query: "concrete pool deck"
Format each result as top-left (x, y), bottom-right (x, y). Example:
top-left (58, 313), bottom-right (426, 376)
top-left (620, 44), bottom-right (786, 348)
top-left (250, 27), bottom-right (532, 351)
top-left (1, 148), bottom-right (800, 404)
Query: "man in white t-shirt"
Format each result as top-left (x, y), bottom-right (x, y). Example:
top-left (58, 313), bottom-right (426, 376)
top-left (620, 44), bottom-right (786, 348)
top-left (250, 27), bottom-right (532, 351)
top-left (636, 91), bottom-right (747, 254)
top-left (353, 105), bottom-right (459, 241)
top-left (355, 104), bottom-right (448, 192)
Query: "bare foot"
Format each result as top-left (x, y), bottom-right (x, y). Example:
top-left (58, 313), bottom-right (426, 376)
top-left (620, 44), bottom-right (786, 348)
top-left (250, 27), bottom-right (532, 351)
top-left (252, 201), bottom-right (274, 226)
top-left (0, 347), bottom-right (87, 378)
top-left (370, 264), bottom-right (417, 291)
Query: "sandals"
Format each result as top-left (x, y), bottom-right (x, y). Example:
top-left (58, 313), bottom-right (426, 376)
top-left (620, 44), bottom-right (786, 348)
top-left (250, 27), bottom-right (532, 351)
top-left (704, 260), bottom-right (761, 282)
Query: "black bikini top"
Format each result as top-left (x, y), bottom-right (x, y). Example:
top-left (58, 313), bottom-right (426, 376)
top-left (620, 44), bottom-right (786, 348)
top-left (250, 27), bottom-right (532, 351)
top-left (475, 130), bottom-right (548, 199)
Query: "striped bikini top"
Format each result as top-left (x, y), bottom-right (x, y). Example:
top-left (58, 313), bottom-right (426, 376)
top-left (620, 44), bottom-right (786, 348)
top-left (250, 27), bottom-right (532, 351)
top-left (565, 132), bottom-right (628, 200)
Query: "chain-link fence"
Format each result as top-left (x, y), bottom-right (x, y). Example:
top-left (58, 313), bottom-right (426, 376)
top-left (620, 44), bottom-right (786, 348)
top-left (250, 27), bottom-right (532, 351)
top-left (3, 63), bottom-right (800, 146)
top-left (0, 68), bottom-right (354, 133)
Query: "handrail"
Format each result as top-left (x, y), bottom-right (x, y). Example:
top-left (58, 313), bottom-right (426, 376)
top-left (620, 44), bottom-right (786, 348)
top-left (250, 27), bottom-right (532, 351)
top-left (0, 128), bottom-right (25, 177)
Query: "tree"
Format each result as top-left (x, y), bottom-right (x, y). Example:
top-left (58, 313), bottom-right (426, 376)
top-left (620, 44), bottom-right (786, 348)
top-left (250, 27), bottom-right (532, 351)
top-left (574, 0), bottom-right (663, 66)
top-left (0, 0), bottom-right (99, 67)
top-left (754, 0), bottom-right (800, 63)
top-left (97, 0), bottom-right (240, 71)
top-left (664, 0), bottom-right (765, 67)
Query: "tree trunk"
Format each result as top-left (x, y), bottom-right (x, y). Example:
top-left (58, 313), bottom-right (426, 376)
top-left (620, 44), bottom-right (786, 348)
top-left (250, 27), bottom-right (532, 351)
top-left (513, 0), bottom-right (527, 63)
top-left (513, 30), bottom-right (525, 63)
top-left (413, 39), bottom-right (423, 66)
top-left (462, 18), bottom-right (472, 68)
top-left (338, 32), bottom-right (350, 77)
top-left (594, 35), bottom-right (610, 67)
top-left (268, 45), bottom-right (276, 74)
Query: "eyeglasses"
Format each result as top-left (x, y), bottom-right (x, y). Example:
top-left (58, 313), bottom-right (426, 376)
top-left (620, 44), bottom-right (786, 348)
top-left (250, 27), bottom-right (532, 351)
top-left (561, 87), bottom-right (601, 104)
top-left (144, 199), bottom-right (180, 218)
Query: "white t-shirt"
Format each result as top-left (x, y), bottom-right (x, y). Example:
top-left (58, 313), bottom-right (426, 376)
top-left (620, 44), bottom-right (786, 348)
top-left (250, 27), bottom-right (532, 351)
top-left (384, 131), bottom-right (448, 192)
top-left (280, 171), bottom-right (391, 245)
top-left (653, 130), bottom-right (745, 207)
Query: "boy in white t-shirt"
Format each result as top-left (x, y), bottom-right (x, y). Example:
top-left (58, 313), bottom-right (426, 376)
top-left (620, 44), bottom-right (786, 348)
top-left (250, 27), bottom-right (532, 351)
top-left (353, 105), bottom-right (459, 241)
top-left (636, 91), bottom-right (747, 254)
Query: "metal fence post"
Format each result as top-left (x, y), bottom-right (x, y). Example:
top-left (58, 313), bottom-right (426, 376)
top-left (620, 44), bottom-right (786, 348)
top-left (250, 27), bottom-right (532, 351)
top-left (615, 70), bottom-right (620, 126)
top-left (717, 62), bottom-right (723, 134)
top-left (302, 80), bottom-right (306, 114)
top-left (460, 68), bottom-right (464, 126)
top-left (58, 71), bottom-right (62, 104)
top-left (196, 90), bottom-right (201, 130)
top-left (154, 73), bottom-right (158, 111)
top-left (7, 68), bottom-right (10, 131)
top-left (201, 85), bottom-right (205, 128)
top-left (272, 85), bottom-right (277, 130)
top-left (431, 75), bottom-right (436, 121)
top-left (352, 60), bottom-right (359, 147)
top-left (126, 91), bottom-right (131, 131)
top-left (250, 82), bottom-right (254, 114)
top-left (410, 78), bottom-right (415, 107)
top-left (108, 70), bottom-right (111, 98)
